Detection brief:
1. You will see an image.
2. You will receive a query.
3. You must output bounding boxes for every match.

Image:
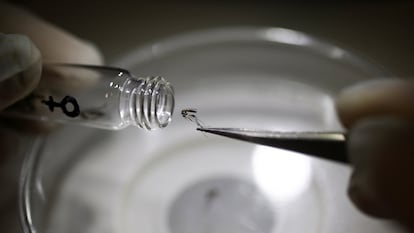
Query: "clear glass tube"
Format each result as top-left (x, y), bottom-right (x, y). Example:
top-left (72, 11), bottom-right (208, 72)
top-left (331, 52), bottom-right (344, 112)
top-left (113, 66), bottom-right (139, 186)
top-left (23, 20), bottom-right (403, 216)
top-left (2, 64), bottom-right (175, 130)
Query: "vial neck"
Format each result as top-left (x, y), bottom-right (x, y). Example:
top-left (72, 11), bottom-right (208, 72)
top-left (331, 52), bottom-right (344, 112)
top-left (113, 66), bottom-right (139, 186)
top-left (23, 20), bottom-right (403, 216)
top-left (121, 76), bottom-right (174, 130)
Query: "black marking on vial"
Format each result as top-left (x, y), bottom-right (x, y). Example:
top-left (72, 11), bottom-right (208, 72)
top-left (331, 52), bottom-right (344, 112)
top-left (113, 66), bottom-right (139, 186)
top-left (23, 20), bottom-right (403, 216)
top-left (41, 96), bottom-right (81, 118)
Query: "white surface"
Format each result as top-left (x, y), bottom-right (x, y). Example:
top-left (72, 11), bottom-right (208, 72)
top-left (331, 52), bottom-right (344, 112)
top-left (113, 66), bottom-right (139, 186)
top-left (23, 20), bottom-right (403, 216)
top-left (40, 28), bottom-right (400, 233)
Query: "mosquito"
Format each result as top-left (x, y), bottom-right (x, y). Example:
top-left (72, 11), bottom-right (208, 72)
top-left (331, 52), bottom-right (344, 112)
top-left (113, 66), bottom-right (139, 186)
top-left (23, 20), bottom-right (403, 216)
top-left (181, 108), bottom-right (204, 128)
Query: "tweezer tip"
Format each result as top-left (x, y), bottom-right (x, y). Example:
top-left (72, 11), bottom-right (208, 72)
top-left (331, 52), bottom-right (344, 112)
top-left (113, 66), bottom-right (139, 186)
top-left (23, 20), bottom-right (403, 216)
top-left (197, 127), bottom-right (242, 133)
top-left (196, 127), bottom-right (218, 133)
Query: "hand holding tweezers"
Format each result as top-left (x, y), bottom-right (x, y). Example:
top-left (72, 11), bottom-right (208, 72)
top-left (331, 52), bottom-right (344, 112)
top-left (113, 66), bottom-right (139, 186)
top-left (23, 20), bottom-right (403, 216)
top-left (197, 127), bottom-right (348, 164)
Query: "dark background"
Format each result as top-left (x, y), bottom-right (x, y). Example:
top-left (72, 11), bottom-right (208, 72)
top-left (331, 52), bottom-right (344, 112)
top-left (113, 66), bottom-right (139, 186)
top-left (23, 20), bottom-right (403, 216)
top-left (9, 1), bottom-right (414, 77)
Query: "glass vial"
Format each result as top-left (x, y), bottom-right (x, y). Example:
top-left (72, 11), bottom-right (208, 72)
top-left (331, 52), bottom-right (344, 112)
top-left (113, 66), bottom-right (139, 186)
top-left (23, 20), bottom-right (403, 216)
top-left (2, 64), bottom-right (175, 130)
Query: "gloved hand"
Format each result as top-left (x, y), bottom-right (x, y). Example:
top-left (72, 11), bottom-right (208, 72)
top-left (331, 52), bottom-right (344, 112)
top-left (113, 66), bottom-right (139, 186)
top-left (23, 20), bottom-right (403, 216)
top-left (0, 2), bottom-right (102, 232)
top-left (336, 79), bottom-right (414, 231)
top-left (0, 33), bottom-right (41, 110)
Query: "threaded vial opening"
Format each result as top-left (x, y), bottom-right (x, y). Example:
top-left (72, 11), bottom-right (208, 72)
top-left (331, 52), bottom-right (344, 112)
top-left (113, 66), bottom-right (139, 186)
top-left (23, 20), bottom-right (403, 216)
top-left (131, 76), bottom-right (174, 130)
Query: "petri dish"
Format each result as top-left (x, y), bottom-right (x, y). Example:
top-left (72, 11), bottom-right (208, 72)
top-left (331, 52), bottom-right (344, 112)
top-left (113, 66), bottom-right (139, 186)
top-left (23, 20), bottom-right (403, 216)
top-left (20, 27), bottom-right (400, 233)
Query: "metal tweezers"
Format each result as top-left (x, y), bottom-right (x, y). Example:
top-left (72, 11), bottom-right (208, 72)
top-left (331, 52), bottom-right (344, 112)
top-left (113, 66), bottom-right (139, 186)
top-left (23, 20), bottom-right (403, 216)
top-left (197, 127), bottom-right (348, 164)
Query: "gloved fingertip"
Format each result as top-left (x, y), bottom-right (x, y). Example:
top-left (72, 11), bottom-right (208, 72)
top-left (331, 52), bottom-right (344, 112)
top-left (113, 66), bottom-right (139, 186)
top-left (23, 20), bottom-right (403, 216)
top-left (0, 34), bottom-right (41, 80)
top-left (347, 117), bottom-right (414, 221)
top-left (0, 34), bottom-right (41, 109)
top-left (77, 38), bottom-right (104, 65)
top-left (347, 171), bottom-right (391, 218)
top-left (335, 79), bottom-right (414, 128)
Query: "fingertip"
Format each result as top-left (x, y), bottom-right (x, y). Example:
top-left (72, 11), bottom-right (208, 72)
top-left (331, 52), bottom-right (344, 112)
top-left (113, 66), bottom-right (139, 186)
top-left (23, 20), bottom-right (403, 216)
top-left (347, 171), bottom-right (391, 218)
top-left (14, 34), bottom-right (41, 71)
top-left (75, 39), bottom-right (104, 65)
top-left (0, 34), bottom-right (41, 79)
top-left (347, 117), bottom-right (414, 222)
top-left (0, 2), bottom-right (103, 65)
top-left (0, 34), bottom-right (41, 109)
top-left (335, 79), bottom-right (414, 128)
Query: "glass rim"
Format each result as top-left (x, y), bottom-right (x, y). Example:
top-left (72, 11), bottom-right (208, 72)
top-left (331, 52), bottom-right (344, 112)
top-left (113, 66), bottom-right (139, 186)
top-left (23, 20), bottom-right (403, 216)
top-left (115, 26), bottom-right (389, 78)
top-left (20, 26), bottom-right (391, 233)
top-left (19, 137), bottom-right (45, 233)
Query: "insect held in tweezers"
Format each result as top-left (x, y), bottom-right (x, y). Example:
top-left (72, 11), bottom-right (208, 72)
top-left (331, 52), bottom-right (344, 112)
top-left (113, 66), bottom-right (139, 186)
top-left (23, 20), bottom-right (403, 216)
top-left (181, 108), bottom-right (204, 128)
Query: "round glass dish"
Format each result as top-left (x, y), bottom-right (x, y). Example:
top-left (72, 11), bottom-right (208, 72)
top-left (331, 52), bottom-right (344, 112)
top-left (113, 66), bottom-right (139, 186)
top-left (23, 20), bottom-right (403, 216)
top-left (20, 27), bottom-right (398, 233)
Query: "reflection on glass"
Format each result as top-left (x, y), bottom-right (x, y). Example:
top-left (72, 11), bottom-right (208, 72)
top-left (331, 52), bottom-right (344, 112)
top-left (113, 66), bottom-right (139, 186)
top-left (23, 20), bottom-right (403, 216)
top-left (252, 145), bottom-right (312, 202)
top-left (262, 28), bottom-right (312, 46)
